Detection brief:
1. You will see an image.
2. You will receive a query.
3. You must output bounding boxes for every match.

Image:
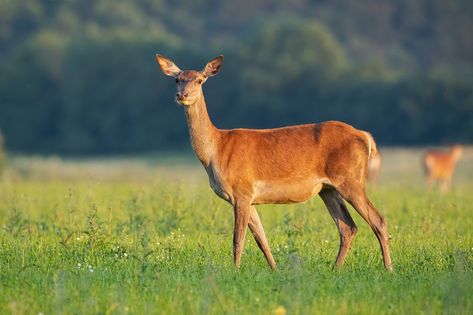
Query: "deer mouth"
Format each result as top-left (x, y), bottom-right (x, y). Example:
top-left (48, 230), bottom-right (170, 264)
top-left (175, 97), bottom-right (194, 106)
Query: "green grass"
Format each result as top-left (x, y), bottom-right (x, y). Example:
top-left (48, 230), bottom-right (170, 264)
top-left (1, 151), bottom-right (473, 314)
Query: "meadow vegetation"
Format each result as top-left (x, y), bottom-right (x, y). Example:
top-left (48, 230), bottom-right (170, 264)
top-left (1, 149), bottom-right (472, 314)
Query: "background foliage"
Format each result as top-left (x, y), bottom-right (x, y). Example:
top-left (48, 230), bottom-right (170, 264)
top-left (0, 0), bottom-right (472, 154)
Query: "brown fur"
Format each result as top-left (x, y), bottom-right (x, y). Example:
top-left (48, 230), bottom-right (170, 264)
top-left (156, 54), bottom-right (393, 271)
top-left (423, 145), bottom-right (462, 191)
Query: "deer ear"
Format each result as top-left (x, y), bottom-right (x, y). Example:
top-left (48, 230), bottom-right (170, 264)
top-left (202, 55), bottom-right (223, 77)
top-left (156, 54), bottom-right (182, 77)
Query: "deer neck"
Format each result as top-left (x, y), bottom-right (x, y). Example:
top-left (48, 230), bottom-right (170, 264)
top-left (184, 94), bottom-right (220, 167)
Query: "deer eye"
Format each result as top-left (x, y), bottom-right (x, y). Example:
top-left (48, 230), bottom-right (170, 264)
top-left (197, 79), bottom-right (203, 84)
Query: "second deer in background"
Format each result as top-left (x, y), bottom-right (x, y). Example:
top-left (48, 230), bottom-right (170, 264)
top-left (367, 151), bottom-right (382, 184)
top-left (423, 145), bottom-right (463, 192)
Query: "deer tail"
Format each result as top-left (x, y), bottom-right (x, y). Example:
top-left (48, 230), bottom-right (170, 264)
top-left (363, 131), bottom-right (378, 160)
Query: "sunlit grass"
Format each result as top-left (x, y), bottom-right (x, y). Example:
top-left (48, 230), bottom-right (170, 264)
top-left (0, 150), bottom-right (472, 314)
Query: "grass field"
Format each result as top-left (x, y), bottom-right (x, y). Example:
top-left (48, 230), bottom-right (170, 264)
top-left (1, 148), bottom-right (473, 314)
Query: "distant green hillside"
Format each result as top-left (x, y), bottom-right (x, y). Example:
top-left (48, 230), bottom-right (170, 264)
top-left (0, 0), bottom-right (472, 154)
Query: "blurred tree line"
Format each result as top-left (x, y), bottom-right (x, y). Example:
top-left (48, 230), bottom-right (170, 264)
top-left (0, 0), bottom-right (472, 154)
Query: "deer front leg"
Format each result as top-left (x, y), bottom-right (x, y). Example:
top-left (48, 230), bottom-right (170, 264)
top-left (233, 201), bottom-right (251, 269)
top-left (248, 206), bottom-right (276, 270)
top-left (441, 178), bottom-right (451, 192)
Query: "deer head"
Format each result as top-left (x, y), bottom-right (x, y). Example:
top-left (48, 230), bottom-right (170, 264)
top-left (156, 54), bottom-right (223, 106)
top-left (451, 145), bottom-right (463, 161)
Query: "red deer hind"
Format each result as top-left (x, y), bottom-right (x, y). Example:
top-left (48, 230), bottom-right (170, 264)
top-left (423, 145), bottom-right (463, 192)
top-left (155, 54), bottom-right (393, 271)
top-left (367, 151), bottom-right (382, 184)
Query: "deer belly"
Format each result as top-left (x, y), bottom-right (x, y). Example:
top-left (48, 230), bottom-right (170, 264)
top-left (253, 179), bottom-right (323, 204)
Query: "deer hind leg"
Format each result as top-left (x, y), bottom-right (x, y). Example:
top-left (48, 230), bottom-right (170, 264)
top-left (248, 206), bottom-right (276, 270)
top-left (337, 183), bottom-right (393, 272)
top-left (427, 174), bottom-right (435, 189)
top-left (319, 189), bottom-right (358, 269)
top-left (232, 200), bottom-right (251, 269)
